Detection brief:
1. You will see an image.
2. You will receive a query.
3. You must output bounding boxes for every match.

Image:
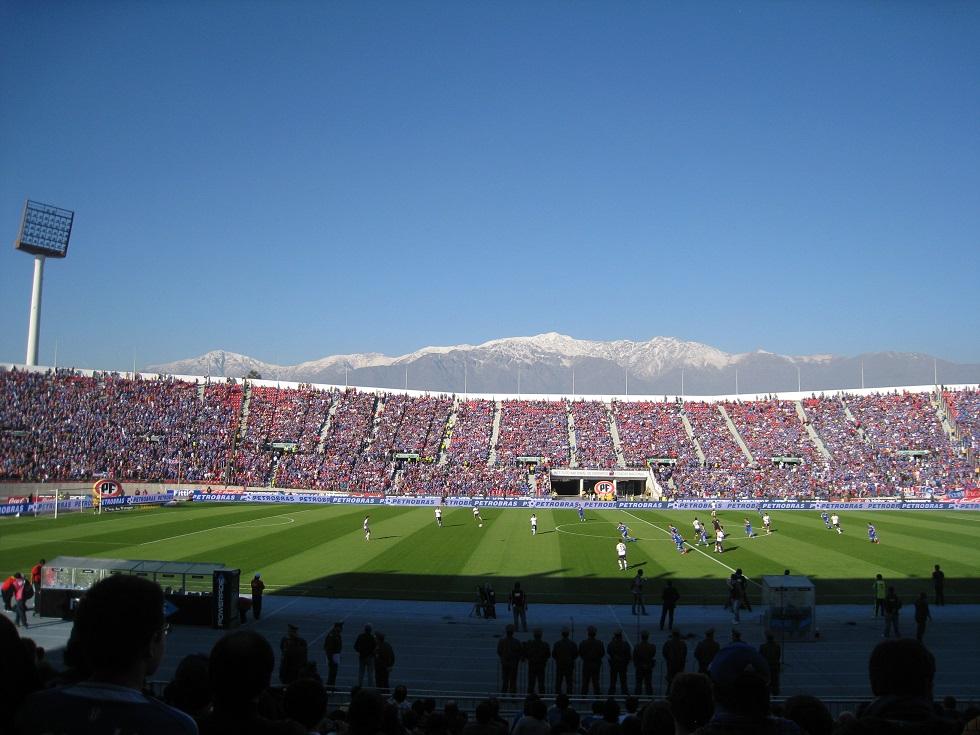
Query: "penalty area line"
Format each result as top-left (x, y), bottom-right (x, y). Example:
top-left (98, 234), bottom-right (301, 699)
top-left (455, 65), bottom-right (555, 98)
top-left (139, 508), bottom-right (319, 545)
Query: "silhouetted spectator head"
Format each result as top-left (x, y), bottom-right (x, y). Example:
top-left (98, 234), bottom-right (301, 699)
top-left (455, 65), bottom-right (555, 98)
top-left (163, 653), bottom-right (211, 718)
top-left (533, 628), bottom-right (543, 640)
top-left (668, 673), bottom-right (713, 733)
top-left (640, 701), bottom-right (674, 735)
top-left (209, 630), bottom-right (275, 707)
top-left (474, 701), bottom-right (493, 724)
top-left (602, 697), bottom-right (620, 723)
top-left (783, 695), bottom-right (834, 735)
top-left (349, 688), bottom-right (386, 735)
top-left (624, 695), bottom-right (639, 715)
top-left (868, 639), bottom-right (935, 699)
top-left (559, 708), bottom-right (581, 734)
top-left (392, 684), bottom-right (408, 703)
top-left (284, 677), bottom-right (328, 731)
top-left (587, 625), bottom-right (598, 638)
top-left (73, 574), bottom-right (167, 679)
top-left (640, 630), bottom-right (650, 641)
top-left (707, 643), bottom-right (771, 718)
top-left (0, 615), bottom-right (41, 713)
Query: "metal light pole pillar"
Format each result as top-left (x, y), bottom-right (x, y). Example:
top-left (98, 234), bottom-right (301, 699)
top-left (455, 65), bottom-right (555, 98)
top-left (25, 254), bottom-right (45, 366)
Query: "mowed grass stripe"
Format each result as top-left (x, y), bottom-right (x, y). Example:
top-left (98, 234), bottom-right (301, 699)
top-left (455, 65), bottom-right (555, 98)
top-left (3, 504), bottom-right (979, 604)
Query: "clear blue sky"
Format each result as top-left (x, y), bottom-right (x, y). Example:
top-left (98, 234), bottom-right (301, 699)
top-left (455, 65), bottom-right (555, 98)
top-left (2, 1), bottom-right (978, 371)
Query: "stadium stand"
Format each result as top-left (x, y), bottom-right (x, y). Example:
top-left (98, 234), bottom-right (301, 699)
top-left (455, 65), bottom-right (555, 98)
top-left (0, 367), bottom-right (976, 497)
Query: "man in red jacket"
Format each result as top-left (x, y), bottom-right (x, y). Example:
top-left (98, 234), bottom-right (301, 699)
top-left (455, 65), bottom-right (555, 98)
top-left (30, 558), bottom-right (45, 617)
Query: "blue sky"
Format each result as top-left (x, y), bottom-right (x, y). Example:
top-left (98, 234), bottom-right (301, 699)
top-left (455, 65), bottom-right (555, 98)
top-left (1, 1), bottom-right (978, 371)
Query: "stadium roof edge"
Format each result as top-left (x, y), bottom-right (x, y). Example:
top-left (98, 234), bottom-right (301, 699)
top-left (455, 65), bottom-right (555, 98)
top-left (3, 362), bottom-right (977, 404)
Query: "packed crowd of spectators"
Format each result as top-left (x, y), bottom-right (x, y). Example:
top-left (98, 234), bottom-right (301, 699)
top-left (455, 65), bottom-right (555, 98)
top-left (0, 370), bottom-right (241, 484)
top-left (944, 388), bottom-right (980, 463)
top-left (496, 401), bottom-right (571, 467)
top-left (1, 368), bottom-right (976, 498)
top-left (844, 392), bottom-right (973, 490)
top-left (613, 401), bottom-right (696, 469)
top-left (570, 401), bottom-right (618, 469)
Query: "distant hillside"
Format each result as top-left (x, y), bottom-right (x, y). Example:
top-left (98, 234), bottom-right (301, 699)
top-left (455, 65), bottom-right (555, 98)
top-left (148, 333), bottom-right (980, 395)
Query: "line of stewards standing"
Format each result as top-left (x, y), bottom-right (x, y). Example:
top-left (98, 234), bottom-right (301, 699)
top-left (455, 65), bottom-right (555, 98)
top-left (632, 630), bottom-right (656, 696)
top-left (524, 629), bottom-right (551, 695)
top-left (662, 630), bottom-right (687, 693)
top-left (607, 630), bottom-right (632, 695)
top-left (552, 627), bottom-right (578, 694)
top-left (579, 625), bottom-right (605, 696)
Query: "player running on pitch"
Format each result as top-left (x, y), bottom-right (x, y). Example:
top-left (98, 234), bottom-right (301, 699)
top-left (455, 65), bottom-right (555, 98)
top-left (743, 518), bottom-right (755, 538)
top-left (868, 523), bottom-right (880, 544)
top-left (830, 513), bottom-right (843, 535)
top-left (435, 506), bottom-right (443, 527)
top-left (363, 516), bottom-right (371, 541)
top-left (761, 513), bottom-right (772, 535)
top-left (714, 528), bottom-right (725, 554)
top-left (617, 522), bottom-right (638, 542)
top-left (821, 511), bottom-right (832, 529)
top-left (530, 513), bottom-right (538, 536)
top-left (671, 528), bottom-right (689, 555)
top-left (473, 506), bottom-right (484, 526)
top-left (697, 525), bottom-right (710, 546)
top-left (578, 504), bottom-right (586, 522)
top-left (616, 540), bottom-right (629, 571)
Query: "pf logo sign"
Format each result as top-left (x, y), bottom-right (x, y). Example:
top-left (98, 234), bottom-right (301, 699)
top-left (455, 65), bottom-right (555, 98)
top-left (593, 480), bottom-right (615, 501)
top-left (92, 479), bottom-right (124, 499)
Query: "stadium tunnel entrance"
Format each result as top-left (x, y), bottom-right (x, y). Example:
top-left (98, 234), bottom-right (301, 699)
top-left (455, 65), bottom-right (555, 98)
top-left (549, 471), bottom-right (651, 498)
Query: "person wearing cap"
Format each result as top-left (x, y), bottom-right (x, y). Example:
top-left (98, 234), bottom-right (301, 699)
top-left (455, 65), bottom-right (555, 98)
top-left (607, 630), bottom-right (632, 696)
top-left (698, 642), bottom-right (802, 734)
top-left (578, 625), bottom-right (605, 696)
top-left (280, 623), bottom-right (309, 685)
top-left (324, 621), bottom-right (343, 690)
top-left (632, 630), bottom-right (656, 696)
top-left (662, 630), bottom-right (687, 693)
top-left (552, 627), bottom-right (578, 694)
top-left (525, 629), bottom-right (551, 695)
top-left (497, 624), bottom-right (523, 694)
top-left (250, 573), bottom-right (265, 621)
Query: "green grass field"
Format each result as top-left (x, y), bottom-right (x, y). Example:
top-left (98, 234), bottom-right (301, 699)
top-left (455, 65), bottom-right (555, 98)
top-left (2, 503), bottom-right (978, 604)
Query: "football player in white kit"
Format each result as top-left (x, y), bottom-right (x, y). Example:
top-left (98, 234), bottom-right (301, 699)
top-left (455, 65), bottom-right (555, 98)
top-left (530, 513), bottom-right (538, 535)
top-left (617, 540), bottom-right (628, 570)
top-left (435, 506), bottom-right (443, 527)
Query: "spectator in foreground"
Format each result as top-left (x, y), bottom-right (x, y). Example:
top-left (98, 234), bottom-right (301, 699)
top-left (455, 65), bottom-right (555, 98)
top-left (667, 672), bottom-right (713, 735)
top-left (695, 642), bottom-right (801, 734)
top-left (15, 574), bottom-right (197, 735)
top-left (201, 629), bottom-right (305, 735)
top-left (835, 639), bottom-right (960, 735)
top-left (781, 695), bottom-right (834, 735)
top-left (284, 677), bottom-right (328, 735)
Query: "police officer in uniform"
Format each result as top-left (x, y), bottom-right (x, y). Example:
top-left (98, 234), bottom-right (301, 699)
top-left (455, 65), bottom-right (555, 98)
top-left (632, 630), bottom-right (656, 696)
top-left (524, 629), bottom-right (551, 694)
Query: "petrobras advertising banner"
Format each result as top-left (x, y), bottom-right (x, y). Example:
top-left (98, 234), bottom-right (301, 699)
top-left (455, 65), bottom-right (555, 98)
top-left (100, 493), bottom-right (172, 508)
top-left (179, 491), bottom-right (980, 511)
top-left (0, 502), bottom-right (28, 516)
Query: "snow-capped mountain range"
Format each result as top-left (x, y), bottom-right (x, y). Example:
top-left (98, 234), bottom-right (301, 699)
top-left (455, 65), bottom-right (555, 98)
top-left (147, 333), bottom-right (980, 396)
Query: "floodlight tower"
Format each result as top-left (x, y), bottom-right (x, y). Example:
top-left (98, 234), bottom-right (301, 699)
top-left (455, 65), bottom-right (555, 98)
top-left (14, 200), bottom-right (75, 366)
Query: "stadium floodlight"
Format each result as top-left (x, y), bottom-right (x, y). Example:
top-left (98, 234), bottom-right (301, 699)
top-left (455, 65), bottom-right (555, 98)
top-left (14, 200), bottom-right (75, 366)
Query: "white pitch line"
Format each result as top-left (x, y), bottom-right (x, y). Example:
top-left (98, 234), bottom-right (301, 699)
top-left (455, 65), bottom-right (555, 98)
top-left (620, 510), bottom-right (761, 587)
top-left (139, 508), bottom-right (318, 545)
top-left (606, 604), bottom-right (634, 646)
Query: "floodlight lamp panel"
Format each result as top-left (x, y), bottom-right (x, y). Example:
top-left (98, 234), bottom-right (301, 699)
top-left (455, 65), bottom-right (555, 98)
top-left (14, 199), bottom-right (74, 258)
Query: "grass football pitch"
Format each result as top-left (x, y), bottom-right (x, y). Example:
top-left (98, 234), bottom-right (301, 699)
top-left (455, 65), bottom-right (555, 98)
top-left (2, 503), bottom-right (978, 605)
